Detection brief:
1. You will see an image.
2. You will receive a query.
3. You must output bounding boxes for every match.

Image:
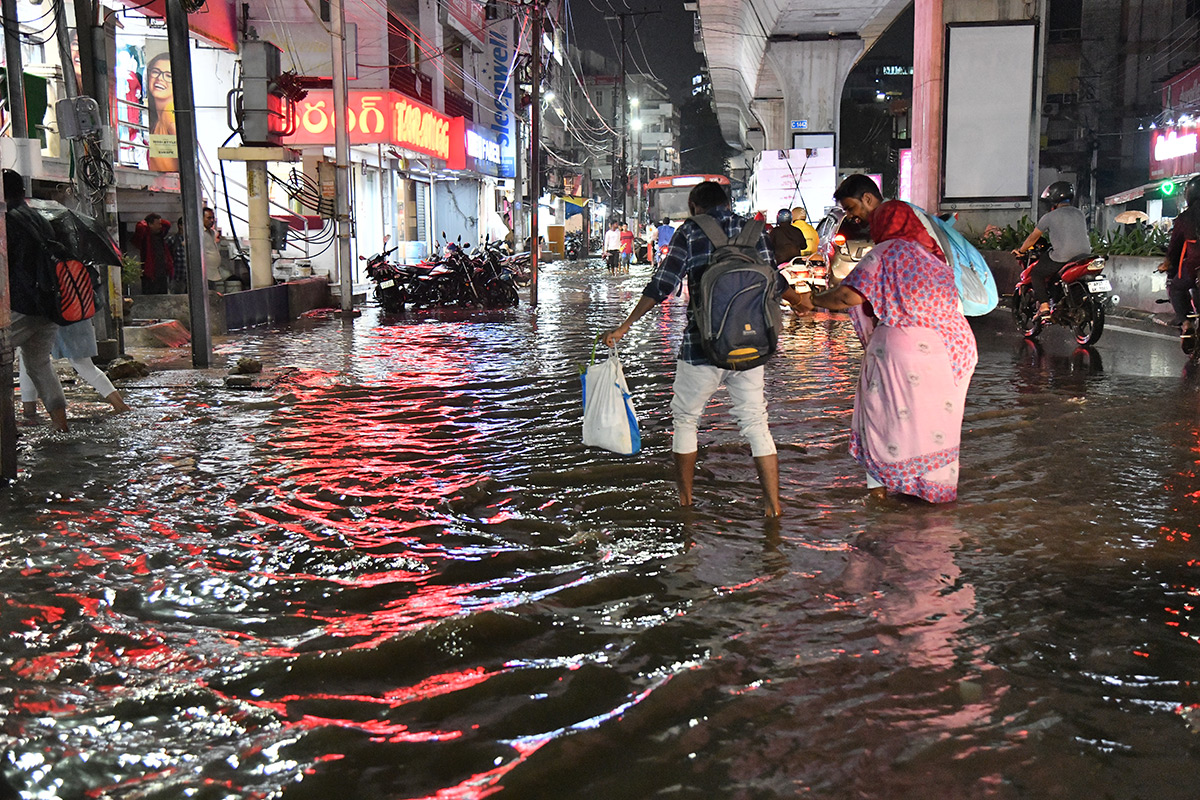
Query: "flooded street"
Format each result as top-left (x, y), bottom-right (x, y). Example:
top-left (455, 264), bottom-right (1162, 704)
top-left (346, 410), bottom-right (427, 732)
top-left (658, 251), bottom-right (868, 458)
top-left (3, 257), bottom-right (1200, 799)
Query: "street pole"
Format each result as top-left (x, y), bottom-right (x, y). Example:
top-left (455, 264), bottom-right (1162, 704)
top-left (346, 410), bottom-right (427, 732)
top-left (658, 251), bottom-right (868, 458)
top-left (529, 0), bottom-right (541, 309)
top-left (165, 0), bottom-right (212, 367)
top-left (331, 0), bottom-right (354, 314)
top-left (2, 0), bottom-right (28, 138)
top-left (511, 12), bottom-right (524, 249)
top-left (602, 10), bottom-right (655, 222)
top-left (0, 201), bottom-right (14, 481)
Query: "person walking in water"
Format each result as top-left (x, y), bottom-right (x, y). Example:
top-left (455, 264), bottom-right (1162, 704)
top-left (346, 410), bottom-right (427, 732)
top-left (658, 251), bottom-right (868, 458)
top-left (797, 200), bottom-right (978, 503)
top-left (601, 181), bottom-right (809, 517)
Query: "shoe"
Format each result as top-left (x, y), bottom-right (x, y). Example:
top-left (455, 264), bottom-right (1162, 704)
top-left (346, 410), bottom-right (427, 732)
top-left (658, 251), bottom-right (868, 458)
top-left (1183, 333), bottom-right (1196, 356)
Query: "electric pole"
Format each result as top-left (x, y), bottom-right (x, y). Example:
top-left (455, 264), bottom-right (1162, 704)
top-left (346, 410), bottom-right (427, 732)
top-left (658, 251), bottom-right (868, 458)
top-left (527, 0), bottom-right (542, 308)
top-left (603, 9), bottom-right (656, 223)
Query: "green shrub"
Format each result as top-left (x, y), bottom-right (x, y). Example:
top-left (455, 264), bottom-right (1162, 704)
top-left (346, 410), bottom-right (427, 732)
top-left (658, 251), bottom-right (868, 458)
top-left (1089, 225), bottom-right (1168, 257)
top-left (973, 216), bottom-right (1036, 251)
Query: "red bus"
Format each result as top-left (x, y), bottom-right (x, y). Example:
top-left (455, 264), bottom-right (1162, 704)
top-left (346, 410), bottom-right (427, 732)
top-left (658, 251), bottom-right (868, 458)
top-left (645, 174), bottom-right (731, 223)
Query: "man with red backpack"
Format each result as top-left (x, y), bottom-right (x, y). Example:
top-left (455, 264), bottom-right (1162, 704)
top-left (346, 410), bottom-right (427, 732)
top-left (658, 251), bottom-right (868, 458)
top-left (602, 181), bottom-right (808, 517)
top-left (4, 169), bottom-right (69, 432)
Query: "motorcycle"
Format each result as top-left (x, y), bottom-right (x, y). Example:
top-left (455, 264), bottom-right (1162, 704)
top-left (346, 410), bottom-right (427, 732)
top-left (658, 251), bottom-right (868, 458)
top-left (1156, 283), bottom-right (1200, 361)
top-left (1011, 243), bottom-right (1116, 346)
top-left (778, 255), bottom-right (829, 298)
top-left (565, 232), bottom-right (582, 260)
top-left (362, 234), bottom-right (520, 312)
top-left (361, 244), bottom-right (407, 313)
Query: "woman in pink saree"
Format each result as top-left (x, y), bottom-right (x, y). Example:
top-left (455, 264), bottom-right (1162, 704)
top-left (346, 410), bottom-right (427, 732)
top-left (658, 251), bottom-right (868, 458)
top-left (800, 201), bottom-right (978, 502)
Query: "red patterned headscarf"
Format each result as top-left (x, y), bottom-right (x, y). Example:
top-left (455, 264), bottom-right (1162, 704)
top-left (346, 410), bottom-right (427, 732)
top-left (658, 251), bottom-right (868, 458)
top-left (869, 200), bottom-right (944, 259)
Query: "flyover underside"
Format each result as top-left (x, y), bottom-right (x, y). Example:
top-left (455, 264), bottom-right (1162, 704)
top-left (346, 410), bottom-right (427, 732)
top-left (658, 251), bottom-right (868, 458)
top-left (697, 0), bottom-right (910, 150)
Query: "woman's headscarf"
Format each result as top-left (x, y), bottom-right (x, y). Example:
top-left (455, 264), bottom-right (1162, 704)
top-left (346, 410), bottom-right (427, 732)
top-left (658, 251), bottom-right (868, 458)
top-left (869, 200), bottom-right (944, 259)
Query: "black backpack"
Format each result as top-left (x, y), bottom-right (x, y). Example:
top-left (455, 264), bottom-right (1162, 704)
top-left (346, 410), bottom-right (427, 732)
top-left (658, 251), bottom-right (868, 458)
top-left (8, 206), bottom-right (98, 326)
top-left (688, 214), bottom-right (782, 370)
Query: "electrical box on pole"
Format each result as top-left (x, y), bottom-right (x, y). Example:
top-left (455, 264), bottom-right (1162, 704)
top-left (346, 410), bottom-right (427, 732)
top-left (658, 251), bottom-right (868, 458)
top-left (240, 41), bottom-right (288, 146)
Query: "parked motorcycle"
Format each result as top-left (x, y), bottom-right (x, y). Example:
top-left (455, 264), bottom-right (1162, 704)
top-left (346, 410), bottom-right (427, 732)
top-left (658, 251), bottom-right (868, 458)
top-left (362, 234), bottom-right (520, 312)
top-left (1011, 243), bottom-right (1116, 346)
top-left (362, 244), bottom-right (407, 313)
top-left (565, 232), bottom-right (582, 260)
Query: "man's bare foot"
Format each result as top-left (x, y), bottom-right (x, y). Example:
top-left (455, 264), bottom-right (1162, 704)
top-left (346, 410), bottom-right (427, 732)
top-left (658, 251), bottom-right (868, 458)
top-left (105, 391), bottom-right (130, 413)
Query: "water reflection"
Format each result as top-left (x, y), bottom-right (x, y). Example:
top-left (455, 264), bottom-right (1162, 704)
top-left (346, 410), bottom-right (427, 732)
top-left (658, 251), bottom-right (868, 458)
top-left (0, 262), bottom-right (1199, 797)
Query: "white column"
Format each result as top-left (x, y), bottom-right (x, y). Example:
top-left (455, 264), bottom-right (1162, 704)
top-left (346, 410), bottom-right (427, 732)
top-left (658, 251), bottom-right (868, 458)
top-left (247, 161), bottom-right (272, 288)
top-left (763, 38), bottom-right (863, 153)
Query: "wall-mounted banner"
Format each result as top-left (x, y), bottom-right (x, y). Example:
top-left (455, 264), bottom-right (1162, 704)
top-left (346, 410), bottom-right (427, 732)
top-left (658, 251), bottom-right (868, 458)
top-left (287, 90), bottom-right (465, 166)
top-left (481, 22), bottom-right (516, 178)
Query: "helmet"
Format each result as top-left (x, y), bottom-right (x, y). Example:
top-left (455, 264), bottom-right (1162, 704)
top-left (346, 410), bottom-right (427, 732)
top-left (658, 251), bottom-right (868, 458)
top-left (1186, 175), bottom-right (1200, 206)
top-left (1041, 181), bottom-right (1075, 205)
top-left (776, 209), bottom-right (793, 225)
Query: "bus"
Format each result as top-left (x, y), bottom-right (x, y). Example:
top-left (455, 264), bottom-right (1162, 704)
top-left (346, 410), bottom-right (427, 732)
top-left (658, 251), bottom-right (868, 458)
top-left (644, 174), bottom-right (731, 223)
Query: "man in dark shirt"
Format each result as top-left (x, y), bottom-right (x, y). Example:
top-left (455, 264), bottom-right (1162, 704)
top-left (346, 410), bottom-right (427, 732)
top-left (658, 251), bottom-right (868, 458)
top-left (602, 181), bottom-right (808, 517)
top-left (4, 169), bottom-right (68, 431)
top-left (769, 208), bottom-right (809, 263)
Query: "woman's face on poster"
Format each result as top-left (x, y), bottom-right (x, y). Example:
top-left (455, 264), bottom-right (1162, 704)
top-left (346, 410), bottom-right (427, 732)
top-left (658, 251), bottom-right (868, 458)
top-left (147, 58), bottom-right (172, 105)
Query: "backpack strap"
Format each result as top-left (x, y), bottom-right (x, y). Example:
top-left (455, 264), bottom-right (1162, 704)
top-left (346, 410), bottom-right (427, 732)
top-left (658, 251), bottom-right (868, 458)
top-left (690, 214), bottom-right (729, 248)
top-left (732, 219), bottom-right (764, 249)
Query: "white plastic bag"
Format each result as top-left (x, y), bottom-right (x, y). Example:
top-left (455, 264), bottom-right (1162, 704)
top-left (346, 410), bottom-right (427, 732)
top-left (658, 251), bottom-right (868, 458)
top-left (581, 347), bottom-right (641, 455)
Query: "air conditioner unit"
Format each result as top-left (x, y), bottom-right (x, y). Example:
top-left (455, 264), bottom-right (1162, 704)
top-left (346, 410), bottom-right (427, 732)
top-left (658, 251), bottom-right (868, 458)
top-left (1043, 102), bottom-right (1060, 115)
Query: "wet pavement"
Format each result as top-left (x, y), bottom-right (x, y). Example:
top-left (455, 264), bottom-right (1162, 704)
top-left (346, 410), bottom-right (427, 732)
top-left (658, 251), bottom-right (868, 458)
top-left (2, 257), bottom-right (1200, 799)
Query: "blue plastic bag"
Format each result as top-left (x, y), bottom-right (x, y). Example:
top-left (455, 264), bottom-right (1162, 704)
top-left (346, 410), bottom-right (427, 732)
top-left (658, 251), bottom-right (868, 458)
top-left (909, 203), bottom-right (1000, 316)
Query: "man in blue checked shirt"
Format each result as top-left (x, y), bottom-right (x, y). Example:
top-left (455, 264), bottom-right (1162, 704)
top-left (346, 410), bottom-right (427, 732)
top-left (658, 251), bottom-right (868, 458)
top-left (602, 181), bottom-right (809, 517)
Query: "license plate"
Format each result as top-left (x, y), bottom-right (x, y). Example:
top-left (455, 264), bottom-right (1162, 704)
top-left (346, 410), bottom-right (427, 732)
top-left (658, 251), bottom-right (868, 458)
top-left (380, 280), bottom-right (395, 289)
top-left (1088, 279), bottom-right (1111, 293)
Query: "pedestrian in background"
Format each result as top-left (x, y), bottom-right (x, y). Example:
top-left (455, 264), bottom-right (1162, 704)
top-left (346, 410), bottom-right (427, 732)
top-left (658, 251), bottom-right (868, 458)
top-left (619, 222), bottom-right (634, 272)
top-left (3, 169), bottom-right (69, 432)
top-left (603, 222), bottom-right (621, 273)
top-left (133, 212), bottom-right (174, 294)
top-left (167, 216), bottom-right (188, 294)
top-left (202, 207), bottom-right (231, 289)
top-left (798, 201), bottom-right (977, 504)
top-left (602, 180), bottom-right (810, 517)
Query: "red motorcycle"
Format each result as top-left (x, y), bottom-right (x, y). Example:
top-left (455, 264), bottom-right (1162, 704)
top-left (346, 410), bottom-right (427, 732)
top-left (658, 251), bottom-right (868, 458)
top-left (1012, 244), bottom-right (1115, 346)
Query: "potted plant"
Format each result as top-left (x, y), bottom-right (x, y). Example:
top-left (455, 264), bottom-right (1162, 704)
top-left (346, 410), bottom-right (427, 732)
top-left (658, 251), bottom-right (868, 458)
top-left (120, 253), bottom-right (143, 296)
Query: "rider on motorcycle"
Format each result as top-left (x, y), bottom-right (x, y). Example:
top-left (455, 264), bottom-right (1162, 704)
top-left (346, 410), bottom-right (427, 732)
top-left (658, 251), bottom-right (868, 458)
top-left (1158, 175), bottom-right (1200, 338)
top-left (1012, 181), bottom-right (1092, 320)
top-left (769, 208), bottom-right (809, 263)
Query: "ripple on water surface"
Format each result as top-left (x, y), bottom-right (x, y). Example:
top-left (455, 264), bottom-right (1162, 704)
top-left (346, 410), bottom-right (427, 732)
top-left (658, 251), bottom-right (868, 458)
top-left (1, 261), bottom-right (1200, 798)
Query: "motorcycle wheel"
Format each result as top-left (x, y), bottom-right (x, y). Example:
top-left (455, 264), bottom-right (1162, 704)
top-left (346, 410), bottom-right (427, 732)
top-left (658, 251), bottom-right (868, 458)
top-left (1071, 296), bottom-right (1105, 346)
top-left (1012, 287), bottom-right (1042, 339)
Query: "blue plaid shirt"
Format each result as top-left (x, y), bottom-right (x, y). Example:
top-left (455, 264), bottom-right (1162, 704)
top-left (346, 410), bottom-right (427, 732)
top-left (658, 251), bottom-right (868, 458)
top-left (641, 208), bottom-right (781, 365)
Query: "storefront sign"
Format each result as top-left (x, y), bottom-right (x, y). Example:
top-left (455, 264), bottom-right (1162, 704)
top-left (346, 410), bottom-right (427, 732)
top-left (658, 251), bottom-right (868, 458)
top-left (1150, 124), bottom-right (1199, 181)
top-left (464, 124), bottom-right (503, 176)
top-left (287, 90), bottom-right (465, 166)
top-left (1163, 63), bottom-right (1200, 113)
top-left (482, 25), bottom-right (517, 178)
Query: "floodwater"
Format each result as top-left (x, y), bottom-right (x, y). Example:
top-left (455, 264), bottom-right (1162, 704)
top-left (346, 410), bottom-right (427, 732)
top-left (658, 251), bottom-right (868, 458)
top-left (2, 258), bottom-right (1200, 799)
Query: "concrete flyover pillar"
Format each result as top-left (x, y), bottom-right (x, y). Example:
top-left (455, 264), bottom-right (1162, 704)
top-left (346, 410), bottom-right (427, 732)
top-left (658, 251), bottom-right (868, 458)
top-left (763, 38), bottom-right (864, 154)
top-left (911, 0), bottom-right (944, 211)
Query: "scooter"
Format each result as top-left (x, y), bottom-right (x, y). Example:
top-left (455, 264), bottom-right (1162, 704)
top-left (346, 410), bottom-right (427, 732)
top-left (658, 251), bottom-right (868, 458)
top-left (1012, 243), bottom-right (1116, 346)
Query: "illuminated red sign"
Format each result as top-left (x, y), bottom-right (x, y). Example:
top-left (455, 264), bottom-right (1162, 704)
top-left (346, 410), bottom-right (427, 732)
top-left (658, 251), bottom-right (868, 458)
top-left (1150, 124), bottom-right (1200, 181)
top-left (287, 90), bottom-right (466, 167)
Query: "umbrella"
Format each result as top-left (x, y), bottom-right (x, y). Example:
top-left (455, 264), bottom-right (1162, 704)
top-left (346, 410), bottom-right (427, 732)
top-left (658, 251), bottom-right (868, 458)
top-left (1114, 210), bottom-right (1149, 224)
top-left (25, 199), bottom-right (122, 267)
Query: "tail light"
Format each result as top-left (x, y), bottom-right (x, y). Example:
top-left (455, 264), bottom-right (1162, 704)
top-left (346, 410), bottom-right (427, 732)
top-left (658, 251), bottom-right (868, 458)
top-left (1086, 257), bottom-right (1106, 272)
top-left (833, 233), bottom-right (847, 247)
